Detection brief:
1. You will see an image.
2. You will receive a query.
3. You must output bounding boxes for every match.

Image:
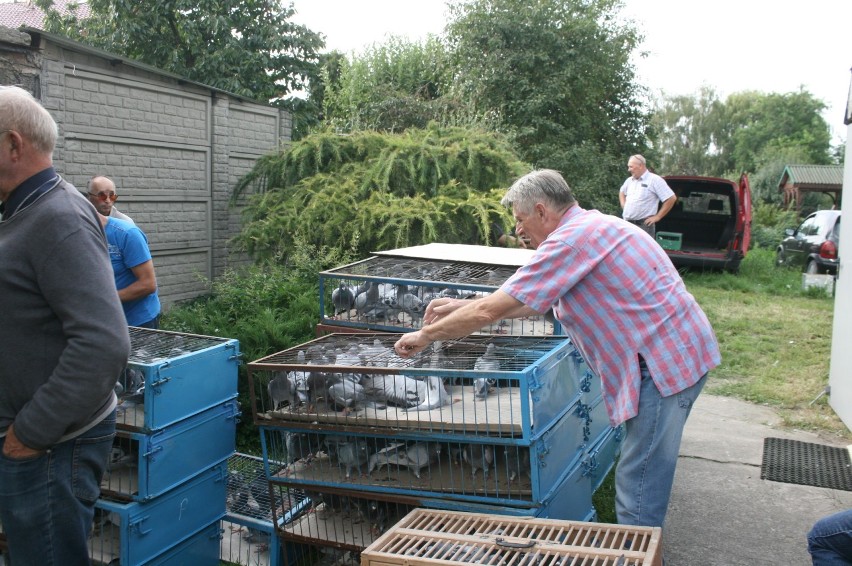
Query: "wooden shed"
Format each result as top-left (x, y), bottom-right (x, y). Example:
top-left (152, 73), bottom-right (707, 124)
top-left (778, 164), bottom-right (843, 212)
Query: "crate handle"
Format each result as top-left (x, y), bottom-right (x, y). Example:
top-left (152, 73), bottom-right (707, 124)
top-left (143, 445), bottom-right (163, 460)
top-left (495, 538), bottom-right (535, 549)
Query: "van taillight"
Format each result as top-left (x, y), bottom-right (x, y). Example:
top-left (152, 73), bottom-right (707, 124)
top-left (819, 241), bottom-right (837, 259)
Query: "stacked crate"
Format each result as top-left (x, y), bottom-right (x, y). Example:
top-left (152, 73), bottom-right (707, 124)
top-left (248, 332), bottom-right (621, 560)
top-left (362, 508), bottom-right (662, 566)
top-left (89, 327), bottom-right (241, 565)
top-left (317, 244), bottom-right (558, 336)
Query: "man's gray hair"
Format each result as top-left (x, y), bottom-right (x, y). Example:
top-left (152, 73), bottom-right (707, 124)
top-left (0, 86), bottom-right (58, 155)
top-left (500, 169), bottom-right (576, 214)
top-left (630, 154), bottom-right (646, 166)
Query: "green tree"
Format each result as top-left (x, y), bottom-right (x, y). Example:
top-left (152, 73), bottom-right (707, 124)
top-left (231, 124), bottom-right (529, 262)
top-left (648, 86), bottom-right (726, 176)
top-left (445, 0), bottom-right (648, 213)
top-left (38, 0), bottom-right (323, 102)
top-left (719, 89), bottom-right (832, 175)
top-left (320, 35), bottom-right (466, 133)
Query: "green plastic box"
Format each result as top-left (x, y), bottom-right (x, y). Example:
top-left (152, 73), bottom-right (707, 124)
top-left (656, 231), bottom-right (682, 250)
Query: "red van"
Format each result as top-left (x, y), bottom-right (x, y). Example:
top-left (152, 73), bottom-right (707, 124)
top-left (654, 174), bottom-right (752, 273)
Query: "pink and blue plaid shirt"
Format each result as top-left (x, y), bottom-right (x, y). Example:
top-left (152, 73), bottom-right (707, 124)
top-left (501, 205), bottom-right (721, 426)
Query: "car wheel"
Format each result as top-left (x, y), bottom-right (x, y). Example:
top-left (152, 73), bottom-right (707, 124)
top-left (805, 260), bottom-right (821, 275)
top-left (775, 248), bottom-right (786, 267)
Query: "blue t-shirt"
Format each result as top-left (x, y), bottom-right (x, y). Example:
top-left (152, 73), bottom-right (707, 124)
top-left (105, 218), bottom-right (161, 326)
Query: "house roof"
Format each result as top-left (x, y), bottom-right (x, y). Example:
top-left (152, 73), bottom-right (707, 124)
top-left (0, 0), bottom-right (89, 30)
top-left (778, 164), bottom-right (844, 189)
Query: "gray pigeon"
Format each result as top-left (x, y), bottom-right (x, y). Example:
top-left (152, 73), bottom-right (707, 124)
top-left (365, 374), bottom-right (452, 411)
top-left (354, 281), bottom-right (380, 315)
top-left (463, 443), bottom-right (495, 480)
top-left (472, 377), bottom-right (492, 401)
top-left (267, 371), bottom-right (299, 410)
top-left (327, 377), bottom-right (367, 413)
top-left (503, 446), bottom-right (530, 482)
top-left (331, 282), bottom-right (355, 315)
top-left (335, 438), bottom-right (370, 479)
top-left (399, 442), bottom-right (442, 479)
top-left (473, 343), bottom-right (501, 371)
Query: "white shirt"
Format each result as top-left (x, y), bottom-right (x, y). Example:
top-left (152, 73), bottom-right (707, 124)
top-left (619, 171), bottom-right (674, 221)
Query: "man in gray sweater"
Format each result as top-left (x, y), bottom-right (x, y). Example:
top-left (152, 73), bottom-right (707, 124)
top-left (0, 86), bottom-right (131, 564)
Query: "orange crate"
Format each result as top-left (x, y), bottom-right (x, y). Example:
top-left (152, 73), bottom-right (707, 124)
top-left (361, 508), bottom-right (662, 566)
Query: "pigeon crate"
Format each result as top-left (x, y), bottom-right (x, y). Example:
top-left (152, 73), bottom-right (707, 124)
top-left (249, 333), bottom-right (583, 440)
top-left (272, 484), bottom-right (418, 554)
top-left (319, 255), bottom-right (557, 336)
top-left (145, 520), bottom-right (221, 565)
top-left (259, 393), bottom-right (595, 509)
top-left (101, 399), bottom-right (238, 502)
top-left (564, 346), bottom-right (603, 403)
top-left (585, 424), bottom-right (624, 494)
top-left (361, 508), bottom-right (663, 566)
top-left (119, 327), bottom-right (240, 432)
top-left (223, 453), bottom-right (312, 566)
top-left (89, 460), bottom-right (227, 566)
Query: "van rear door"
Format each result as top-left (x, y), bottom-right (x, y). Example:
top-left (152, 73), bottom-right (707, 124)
top-left (737, 173), bottom-right (752, 255)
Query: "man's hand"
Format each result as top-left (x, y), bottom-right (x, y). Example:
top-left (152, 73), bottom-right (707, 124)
top-left (394, 330), bottom-right (432, 358)
top-left (423, 297), bottom-right (468, 325)
top-left (2, 424), bottom-right (44, 459)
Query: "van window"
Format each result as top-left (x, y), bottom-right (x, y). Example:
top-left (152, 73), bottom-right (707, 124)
top-left (681, 192), bottom-right (731, 215)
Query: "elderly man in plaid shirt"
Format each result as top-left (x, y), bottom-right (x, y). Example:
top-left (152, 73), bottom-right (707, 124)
top-left (395, 169), bottom-right (720, 530)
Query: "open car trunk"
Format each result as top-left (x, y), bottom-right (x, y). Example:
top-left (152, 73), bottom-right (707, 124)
top-left (656, 174), bottom-right (751, 273)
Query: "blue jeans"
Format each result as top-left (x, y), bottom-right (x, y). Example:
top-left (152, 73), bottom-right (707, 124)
top-left (808, 509), bottom-right (852, 565)
top-left (0, 412), bottom-right (116, 566)
top-left (136, 314), bottom-right (160, 329)
top-left (615, 363), bottom-right (706, 528)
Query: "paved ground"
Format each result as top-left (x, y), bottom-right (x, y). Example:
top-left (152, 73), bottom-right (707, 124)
top-left (664, 394), bottom-right (852, 565)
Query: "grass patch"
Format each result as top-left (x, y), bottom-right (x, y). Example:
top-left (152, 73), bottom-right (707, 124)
top-left (682, 248), bottom-right (847, 439)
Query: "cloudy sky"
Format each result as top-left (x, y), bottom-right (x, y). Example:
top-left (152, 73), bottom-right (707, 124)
top-left (292, 0), bottom-right (852, 144)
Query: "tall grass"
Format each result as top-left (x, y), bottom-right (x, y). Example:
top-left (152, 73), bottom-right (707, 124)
top-left (682, 248), bottom-right (845, 438)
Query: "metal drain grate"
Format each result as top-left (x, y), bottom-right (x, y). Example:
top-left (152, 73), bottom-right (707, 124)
top-left (761, 437), bottom-right (852, 491)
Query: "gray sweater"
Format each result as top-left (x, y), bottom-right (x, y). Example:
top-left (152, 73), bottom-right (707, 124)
top-left (0, 179), bottom-right (130, 450)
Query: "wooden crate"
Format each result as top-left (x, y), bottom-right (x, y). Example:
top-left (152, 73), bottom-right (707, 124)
top-left (361, 508), bottom-right (662, 566)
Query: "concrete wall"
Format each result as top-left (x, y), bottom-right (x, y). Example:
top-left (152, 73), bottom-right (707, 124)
top-left (1, 27), bottom-right (291, 306)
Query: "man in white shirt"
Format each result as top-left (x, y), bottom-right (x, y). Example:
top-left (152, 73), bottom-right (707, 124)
top-left (619, 154), bottom-right (676, 238)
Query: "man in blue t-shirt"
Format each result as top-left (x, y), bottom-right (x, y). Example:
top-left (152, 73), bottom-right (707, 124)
top-left (98, 214), bottom-right (161, 328)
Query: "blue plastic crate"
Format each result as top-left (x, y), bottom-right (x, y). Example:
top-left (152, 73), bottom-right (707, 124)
top-left (102, 400), bottom-right (238, 501)
top-left (250, 333), bottom-right (583, 441)
top-left (584, 424), bottom-right (624, 494)
top-left (318, 253), bottom-right (557, 336)
top-left (118, 327), bottom-right (240, 432)
top-left (88, 461), bottom-right (228, 565)
top-left (144, 520), bottom-right (221, 565)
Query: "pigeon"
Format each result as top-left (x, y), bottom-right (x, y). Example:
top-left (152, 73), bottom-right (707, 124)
top-left (331, 282), bottom-right (356, 315)
top-left (335, 438), bottom-right (370, 479)
top-left (285, 431), bottom-right (314, 464)
top-left (327, 377), bottom-right (368, 413)
top-left (267, 371), bottom-right (299, 411)
top-left (463, 443), bottom-right (495, 480)
top-left (503, 446), bottom-right (531, 482)
top-left (473, 343), bottom-right (501, 371)
top-left (365, 374), bottom-right (452, 411)
top-left (398, 442), bottom-right (442, 479)
top-left (354, 281), bottom-right (380, 315)
top-left (473, 377), bottom-right (492, 401)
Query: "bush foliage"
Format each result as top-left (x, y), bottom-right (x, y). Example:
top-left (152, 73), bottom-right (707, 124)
top-left (161, 240), bottom-right (356, 451)
top-left (231, 124), bottom-right (529, 261)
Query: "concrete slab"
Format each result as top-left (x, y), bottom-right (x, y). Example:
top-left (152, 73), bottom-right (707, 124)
top-left (664, 394), bottom-right (852, 565)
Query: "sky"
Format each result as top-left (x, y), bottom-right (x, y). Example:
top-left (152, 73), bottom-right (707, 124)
top-left (291, 0), bottom-right (852, 144)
